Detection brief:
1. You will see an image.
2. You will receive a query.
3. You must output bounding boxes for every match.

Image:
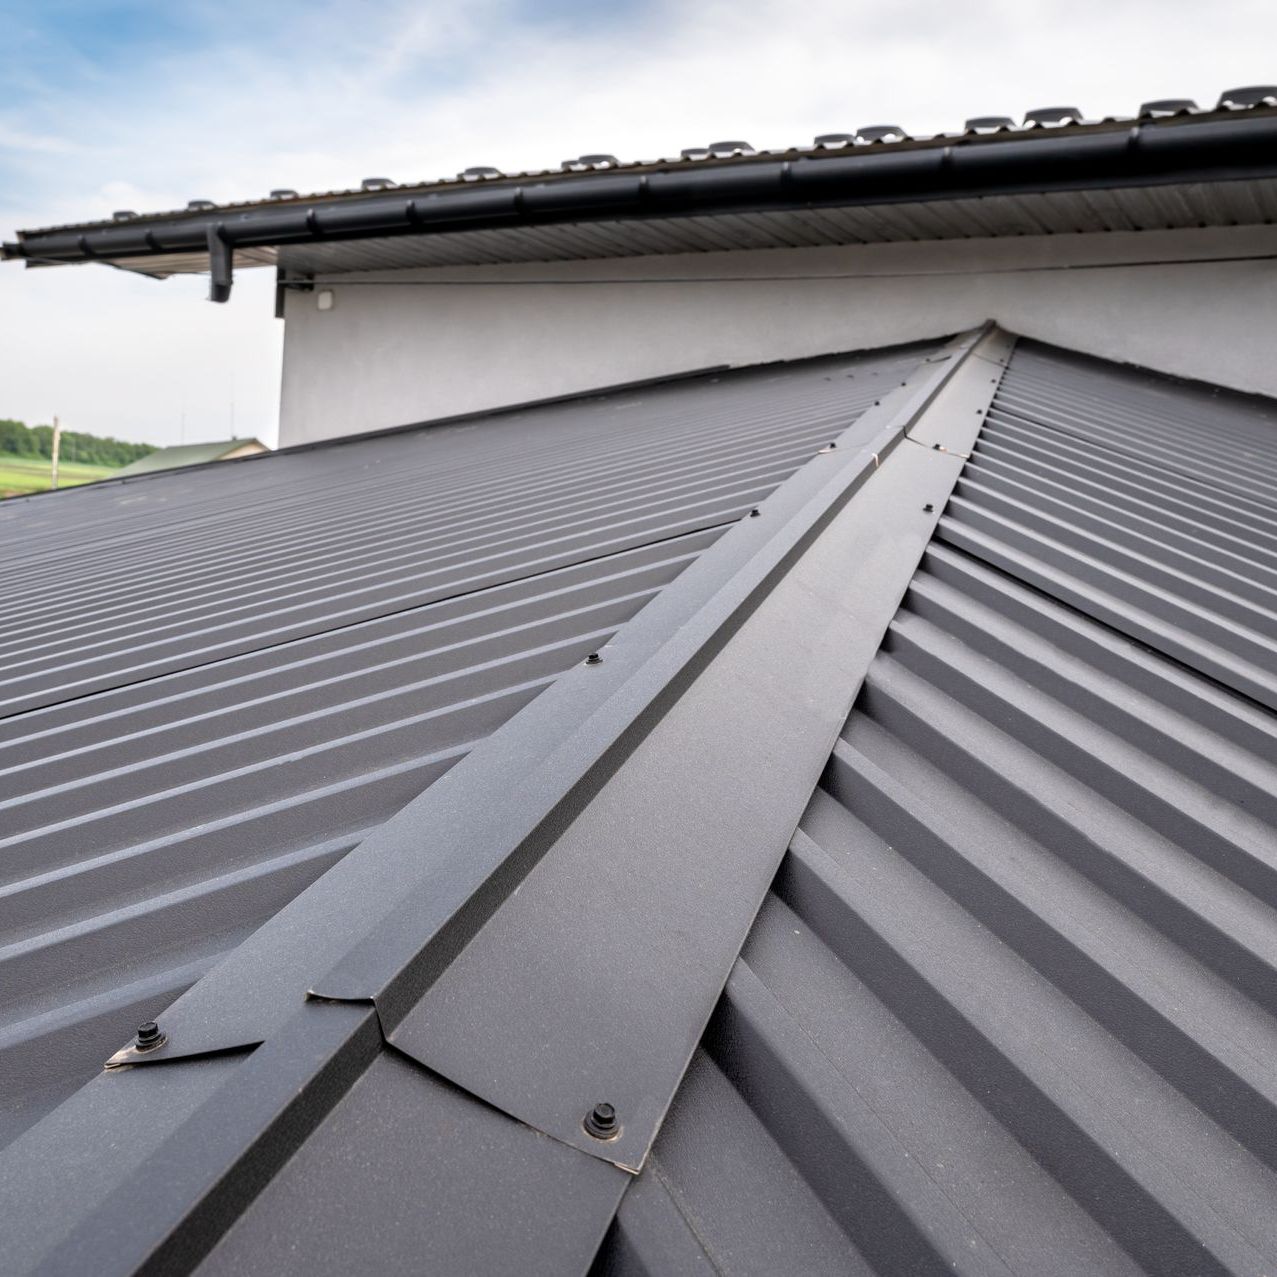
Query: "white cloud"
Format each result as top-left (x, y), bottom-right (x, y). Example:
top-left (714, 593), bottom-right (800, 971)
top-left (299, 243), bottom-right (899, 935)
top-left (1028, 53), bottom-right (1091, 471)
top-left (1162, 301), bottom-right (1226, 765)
top-left (0, 122), bottom-right (78, 154)
top-left (2, 0), bottom-right (1275, 446)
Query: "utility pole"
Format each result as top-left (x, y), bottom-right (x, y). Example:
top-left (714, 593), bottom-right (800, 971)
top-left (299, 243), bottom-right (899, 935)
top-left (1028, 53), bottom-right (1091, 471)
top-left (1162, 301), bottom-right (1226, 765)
top-left (50, 416), bottom-right (61, 491)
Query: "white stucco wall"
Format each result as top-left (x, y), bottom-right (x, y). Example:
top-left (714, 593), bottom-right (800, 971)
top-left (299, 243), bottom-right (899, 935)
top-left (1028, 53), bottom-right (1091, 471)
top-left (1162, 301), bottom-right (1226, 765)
top-left (278, 225), bottom-right (1277, 446)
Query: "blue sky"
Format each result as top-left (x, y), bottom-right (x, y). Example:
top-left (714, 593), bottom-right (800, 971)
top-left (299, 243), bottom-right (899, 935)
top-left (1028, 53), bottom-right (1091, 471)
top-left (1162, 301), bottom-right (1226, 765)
top-left (2, 0), bottom-right (1274, 447)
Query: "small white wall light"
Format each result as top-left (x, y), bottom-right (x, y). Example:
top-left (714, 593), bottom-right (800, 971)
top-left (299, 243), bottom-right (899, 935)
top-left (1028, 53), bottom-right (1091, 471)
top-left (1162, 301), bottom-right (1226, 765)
top-left (317, 289), bottom-right (335, 312)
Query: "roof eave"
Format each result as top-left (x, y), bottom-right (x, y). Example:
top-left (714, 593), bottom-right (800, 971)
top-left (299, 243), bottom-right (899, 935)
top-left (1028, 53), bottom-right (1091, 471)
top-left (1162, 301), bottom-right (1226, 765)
top-left (7, 113), bottom-right (1277, 302)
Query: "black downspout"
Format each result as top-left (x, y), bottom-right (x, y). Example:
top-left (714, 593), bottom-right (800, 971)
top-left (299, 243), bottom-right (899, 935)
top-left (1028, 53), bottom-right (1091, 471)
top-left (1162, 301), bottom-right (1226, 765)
top-left (207, 224), bottom-right (232, 303)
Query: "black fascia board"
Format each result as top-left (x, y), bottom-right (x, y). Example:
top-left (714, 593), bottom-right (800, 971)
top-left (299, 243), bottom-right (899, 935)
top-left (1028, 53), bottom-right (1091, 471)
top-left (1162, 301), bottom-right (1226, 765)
top-left (6, 114), bottom-right (1277, 270)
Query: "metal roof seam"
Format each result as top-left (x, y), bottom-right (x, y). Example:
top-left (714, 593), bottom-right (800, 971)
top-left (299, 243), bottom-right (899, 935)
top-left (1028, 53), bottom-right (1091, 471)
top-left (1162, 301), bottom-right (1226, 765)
top-left (370, 377), bottom-right (1004, 1172)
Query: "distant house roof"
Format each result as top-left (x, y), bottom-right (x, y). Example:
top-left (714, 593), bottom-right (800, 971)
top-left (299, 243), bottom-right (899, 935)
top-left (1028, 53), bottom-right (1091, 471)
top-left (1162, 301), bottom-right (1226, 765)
top-left (4, 86), bottom-right (1276, 300)
top-left (113, 438), bottom-right (268, 477)
top-left (1, 325), bottom-right (1275, 1274)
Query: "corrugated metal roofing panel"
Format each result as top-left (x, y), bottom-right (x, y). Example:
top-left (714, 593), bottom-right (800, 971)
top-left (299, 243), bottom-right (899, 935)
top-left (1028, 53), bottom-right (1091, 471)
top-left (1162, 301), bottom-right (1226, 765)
top-left (5, 334), bottom-right (1276, 1274)
top-left (605, 543), bottom-right (1277, 1274)
top-left (0, 347), bottom-right (924, 715)
top-left (600, 343), bottom-right (1277, 1275)
top-left (0, 340), bottom-right (935, 1150)
top-left (943, 341), bottom-right (1277, 708)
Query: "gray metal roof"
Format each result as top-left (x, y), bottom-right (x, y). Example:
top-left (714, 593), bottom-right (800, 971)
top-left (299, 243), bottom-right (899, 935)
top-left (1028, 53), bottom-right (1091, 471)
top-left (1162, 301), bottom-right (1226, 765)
top-left (601, 343), bottom-right (1277, 1274)
top-left (0, 340), bottom-right (932, 1150)
top-left (1, 330), bottom-right (1275, 1275)
top-left (0, 325), bottom-right (994, 1276)
top-left (950, 341), bottom-right (1277, 709)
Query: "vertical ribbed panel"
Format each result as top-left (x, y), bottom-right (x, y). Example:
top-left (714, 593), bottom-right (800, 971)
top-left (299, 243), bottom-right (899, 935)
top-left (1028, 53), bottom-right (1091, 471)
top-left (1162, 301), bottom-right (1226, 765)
top-left (941, 341), bottom-right (1277, 709)
top-left (601, 347), bottom-right (1277, 1275)
top-left (0, 343), bottom-right (935, 1149)
top-left (0, 347), bottom-right (924, 715)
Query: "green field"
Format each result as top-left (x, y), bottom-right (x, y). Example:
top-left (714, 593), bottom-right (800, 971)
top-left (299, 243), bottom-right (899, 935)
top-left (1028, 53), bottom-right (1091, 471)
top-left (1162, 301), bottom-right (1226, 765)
top-left (0, 454), bottom-right (119, 498)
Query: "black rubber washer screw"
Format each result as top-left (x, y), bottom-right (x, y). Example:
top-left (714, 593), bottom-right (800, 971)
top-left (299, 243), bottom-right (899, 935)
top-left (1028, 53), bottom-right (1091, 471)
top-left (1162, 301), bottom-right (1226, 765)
top-left (749, 508), bottom-right (761, 517)
top-left (135, 1021), bottom-right (166, 1052)
top-left (585, 652), bottom-right (602, 665)
top-left (584, 1102), bottom-right (619, 1140)
top-left (923, 503), bottom-right (934, 513)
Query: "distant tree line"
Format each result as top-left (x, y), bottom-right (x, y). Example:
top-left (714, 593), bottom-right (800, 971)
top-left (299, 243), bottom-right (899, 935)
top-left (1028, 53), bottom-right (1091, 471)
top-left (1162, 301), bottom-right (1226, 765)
top-left (0, 418), bottom-right (155, 467)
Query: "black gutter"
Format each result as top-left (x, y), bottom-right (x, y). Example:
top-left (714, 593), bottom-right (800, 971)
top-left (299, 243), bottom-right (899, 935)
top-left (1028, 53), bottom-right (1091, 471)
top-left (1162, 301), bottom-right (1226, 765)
top-left (5, 114), bottom-right (1277, 302)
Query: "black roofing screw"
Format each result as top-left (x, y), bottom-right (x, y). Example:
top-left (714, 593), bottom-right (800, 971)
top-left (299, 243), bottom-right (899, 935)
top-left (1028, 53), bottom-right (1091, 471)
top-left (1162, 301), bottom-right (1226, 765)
top-left (923, 503), bottom-right (935, 513)
top-left (585, 652), bottom-right (602, 665)
top-left (134, 1021), bottom-right (165, 1052)
top-left (749, 508), bottom-right (761, 517)
top-left (932, 442), bottom-right (941, 450)
top-left (584, 1102), bottom-right (620, 1140)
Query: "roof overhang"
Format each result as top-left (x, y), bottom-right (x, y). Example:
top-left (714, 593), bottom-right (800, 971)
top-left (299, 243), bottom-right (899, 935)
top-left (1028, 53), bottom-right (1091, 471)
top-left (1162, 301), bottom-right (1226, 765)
top-left (6, 108), bottom-right (1277, 301)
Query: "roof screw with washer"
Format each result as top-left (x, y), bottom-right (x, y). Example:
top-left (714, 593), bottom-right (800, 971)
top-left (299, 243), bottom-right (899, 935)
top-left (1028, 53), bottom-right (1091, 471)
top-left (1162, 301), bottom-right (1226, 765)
top-left (584, 1102), bottom-right (620, 1140)
top-left (134, 1021), bottom-right (166, 1052)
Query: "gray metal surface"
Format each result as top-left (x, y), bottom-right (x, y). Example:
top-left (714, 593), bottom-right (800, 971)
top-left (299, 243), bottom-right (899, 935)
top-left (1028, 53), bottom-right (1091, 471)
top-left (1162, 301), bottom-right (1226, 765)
top-left (944, 340), bottom-right (1277, 708)
top-left (0, 341), bottom-right (932, 1149)
top-left (33, 1000), bottom-right (627, 1277)
top-left (378, 330), bottom-right (1010, 1172)
top-left (0, 352), bottom-right (918, 713)
top-left (198, 1051), bottom-right (628, 1277)
top-left (598, 348), bottom-right (1277, 1275)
